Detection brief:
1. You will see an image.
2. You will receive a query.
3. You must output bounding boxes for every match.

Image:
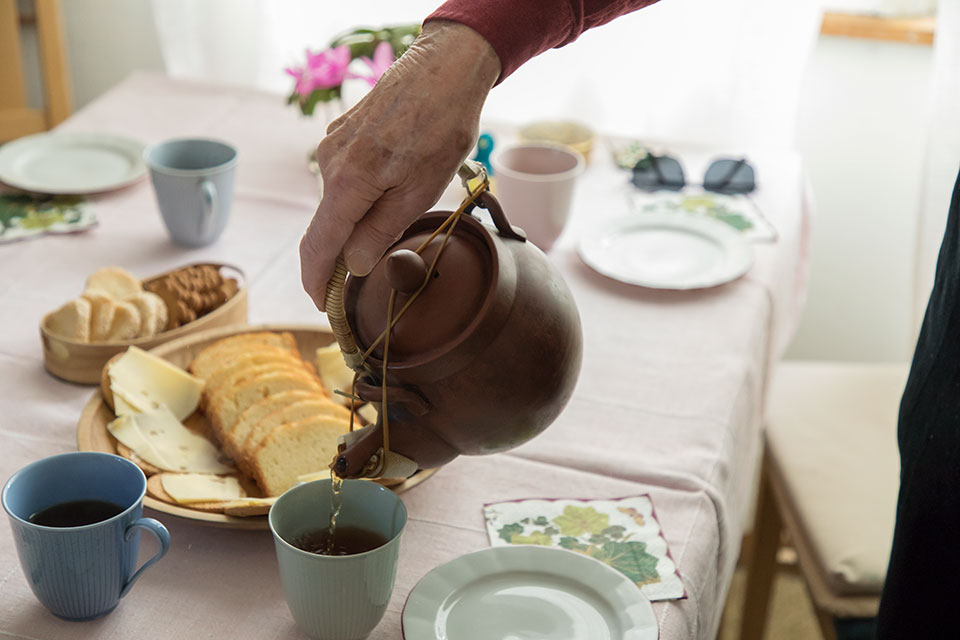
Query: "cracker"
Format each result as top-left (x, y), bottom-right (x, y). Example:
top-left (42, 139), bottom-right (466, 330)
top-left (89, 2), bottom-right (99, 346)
top-left (84, 266), bottom-right (142, 300)
top-left (45, 297), bottom-right (91, 342)
top-left (106, 301), bottom-right (141, 341)
top-left (100, 352), bottom-right (124, 411)
top-left (83, 291), bottom-right (116, 342)
top-left (126, 291), bottom-right (168, 338)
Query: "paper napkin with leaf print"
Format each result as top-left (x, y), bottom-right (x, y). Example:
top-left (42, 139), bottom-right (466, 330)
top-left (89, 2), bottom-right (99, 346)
top-left (483, 495), bottom-right (685, 601)
top-left (0, 194), bottom-right (97, 244)
top-left (629, 188), bottom-right (777, 242)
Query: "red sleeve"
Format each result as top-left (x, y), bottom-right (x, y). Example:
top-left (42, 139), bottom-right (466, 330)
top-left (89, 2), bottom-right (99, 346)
top-left (424, 0), bottom-right (661, 82)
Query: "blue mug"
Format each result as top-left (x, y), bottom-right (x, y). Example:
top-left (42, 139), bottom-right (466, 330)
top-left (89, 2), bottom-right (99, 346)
top-left (144, 137), bottom-right (238, 247)
top-left (2, 452), bottom-right (170, 621)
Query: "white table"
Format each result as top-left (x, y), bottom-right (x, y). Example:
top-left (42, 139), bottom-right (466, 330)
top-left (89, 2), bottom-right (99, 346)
top-left (0, 72), bottom-right (809, 639)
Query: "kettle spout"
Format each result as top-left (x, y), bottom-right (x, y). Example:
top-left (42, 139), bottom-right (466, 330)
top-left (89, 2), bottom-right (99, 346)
top-left (334, 423), bottom-right (386, 478)
top-left (334, 424), bottom-right (419, 479)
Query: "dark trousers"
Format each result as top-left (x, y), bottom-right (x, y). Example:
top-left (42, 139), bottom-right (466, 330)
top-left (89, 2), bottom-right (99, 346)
top-left (877, 167), bottom-right (960, 638)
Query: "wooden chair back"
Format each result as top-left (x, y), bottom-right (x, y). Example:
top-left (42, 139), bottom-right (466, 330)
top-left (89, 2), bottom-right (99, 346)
top-left (0, 0), bottom-right (71, 143)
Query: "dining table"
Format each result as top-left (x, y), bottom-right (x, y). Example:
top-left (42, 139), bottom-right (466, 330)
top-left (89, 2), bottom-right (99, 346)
top-left (0, 71), bottom-right (809, 640)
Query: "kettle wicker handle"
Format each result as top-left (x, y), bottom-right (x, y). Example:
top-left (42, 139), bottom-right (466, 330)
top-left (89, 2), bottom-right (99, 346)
top-left (324, 256), bottom-right (365, 372)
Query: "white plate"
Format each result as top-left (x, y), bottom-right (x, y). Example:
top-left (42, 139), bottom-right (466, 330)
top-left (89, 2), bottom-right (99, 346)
top-left (578, 213), bottom-right (754, 290)
top-left (0, 132), bottom-right (146, 194)
top-left (402, 546), bottom-right (658, 640)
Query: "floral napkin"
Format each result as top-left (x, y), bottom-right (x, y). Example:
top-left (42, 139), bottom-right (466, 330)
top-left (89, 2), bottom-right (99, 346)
top-left (0, 194), bottom-right (97, 244)
top-left (629, 188), bottom-right (777, 242)
top-left (483, 495), bottom-right (686, 601)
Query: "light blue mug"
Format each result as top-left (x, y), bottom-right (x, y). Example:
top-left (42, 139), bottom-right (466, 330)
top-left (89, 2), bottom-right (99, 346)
top-left (2, 452), bottom-right (170, 621)
top-left (270, 479), bottom-right (407, 640)
top-left (144, 137), bottom-right (238, 247)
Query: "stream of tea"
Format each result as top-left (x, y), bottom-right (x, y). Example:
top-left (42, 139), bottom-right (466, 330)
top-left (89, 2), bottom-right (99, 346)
top-left (325, 469), bottom-right (344, 554)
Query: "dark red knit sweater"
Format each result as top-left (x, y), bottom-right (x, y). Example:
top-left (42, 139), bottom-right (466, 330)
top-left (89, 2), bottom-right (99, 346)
top-left (425, 0), bottom-right (660, 81)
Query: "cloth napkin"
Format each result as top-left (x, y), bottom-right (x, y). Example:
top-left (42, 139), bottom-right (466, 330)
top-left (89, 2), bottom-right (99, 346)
top-left (483, 495), bottom-right (686, 601)
top-left (629, 187), bottom-right (777, 242)
top-left (0, 194), bottom-right (97, 244)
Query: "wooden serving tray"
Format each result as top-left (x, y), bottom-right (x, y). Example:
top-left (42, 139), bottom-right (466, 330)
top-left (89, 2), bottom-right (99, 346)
top-left (41, 263), bottom-right (247, 385)
top-left (76, 323), bottom-right (436, 530)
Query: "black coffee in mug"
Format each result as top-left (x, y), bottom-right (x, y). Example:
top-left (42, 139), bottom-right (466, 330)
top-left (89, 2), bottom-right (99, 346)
top-left (29, 500), bottom-right (126, 527)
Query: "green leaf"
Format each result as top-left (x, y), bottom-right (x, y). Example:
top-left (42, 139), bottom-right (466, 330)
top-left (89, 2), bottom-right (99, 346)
top-left (497, 523), bottom-right (523, 543)
top-left (520, 518), bottom-right (530, 525)
top-left (300, 88), bottom-right (340, 116)
top-left (602, 525), bottom-right (626, 539)
top-left (558, 536), bottom-right (588, 552)
top-left (543, 526), bottom-right (559, 536)
top-left (712, 210), bottom-right (754, 231)
top-left (588, 534), bottom-right (607, 545)
top-left (588, 541), bottom-right (661, 586)
top-left (533, 516), bottom-right (549, 526)
top-left (511, 530), bottom-right (553, 546)
top-left (552, 506), bottom-right (609, 537)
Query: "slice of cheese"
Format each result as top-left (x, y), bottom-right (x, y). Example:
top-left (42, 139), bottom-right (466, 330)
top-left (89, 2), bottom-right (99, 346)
top-left (112, 393), bottom-right (140, 417)
top-left (315, 344), bottom-right (356, 405)
top-left (357, 403), bottom-right (379, 425)
top-left (161, 474), bottom-right (243, 504)
top-left (108, 414), bottom-right (173, 470)
top-left (108, 346), bottom-right (203, 420)
top-left (108, 406), bottom-right (233, 474)
top-left (112, 386), bottom-right (154, 414)
top-left (297, 470), bottom-right (332, 484)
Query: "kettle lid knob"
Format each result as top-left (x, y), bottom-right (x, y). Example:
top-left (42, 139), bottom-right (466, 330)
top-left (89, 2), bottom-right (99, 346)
top-left (385, 249), bottom-right (427, 294)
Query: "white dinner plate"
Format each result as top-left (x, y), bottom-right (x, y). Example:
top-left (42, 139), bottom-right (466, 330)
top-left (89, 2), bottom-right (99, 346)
top-left (578, 213), bottom-right (754, 290)
top-left (401, 545), bottom-right (658, 640)
top-left (0, 132), bottom-right (146, 194)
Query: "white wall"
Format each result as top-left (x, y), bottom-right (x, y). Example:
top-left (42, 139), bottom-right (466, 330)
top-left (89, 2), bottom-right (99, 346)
top-left (60, 0), bottom-right (165, 108)
top-left (21, 0), bottom-right (164, 110)
top-left (785, 36), bottom-right (933, 362)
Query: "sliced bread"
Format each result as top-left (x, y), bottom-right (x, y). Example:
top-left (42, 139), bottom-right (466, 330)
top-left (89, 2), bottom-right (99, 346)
top-left (224, 390), bottom-right (323, 459)
top-left (249, 415), bottom-right (349, 496)
top-left (236, 397), bottom-right (351, 475)
top-left (207, 370), bottom-right (322, 444)
top-left (200, 348), bottom-right (309, 408)
top-left (189, 332), bottom-right (298, 379)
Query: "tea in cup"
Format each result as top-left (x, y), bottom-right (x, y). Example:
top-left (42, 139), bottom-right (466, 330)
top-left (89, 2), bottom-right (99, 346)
top-left (1, 452), bottom-right (170, 620)
top-left (269, 478), bottom-right (407, 640)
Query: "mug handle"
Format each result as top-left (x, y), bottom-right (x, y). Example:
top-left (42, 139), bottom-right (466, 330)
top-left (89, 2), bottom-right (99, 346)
top-left (120, 517), bottom-right (171, 598)
top-left (199, 179), bottom-right (218, 241)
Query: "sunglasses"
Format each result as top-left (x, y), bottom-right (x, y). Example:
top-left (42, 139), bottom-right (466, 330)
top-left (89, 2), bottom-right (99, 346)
top-left (631, 155), bottom-right (756, 194)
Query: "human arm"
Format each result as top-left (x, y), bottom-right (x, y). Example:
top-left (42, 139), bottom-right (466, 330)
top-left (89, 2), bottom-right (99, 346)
top-left (426, 0), bottom-right (661, 81)
top-left (300, 20), bottom-right (500, 311)
top-left (300, 0), bottom-right (660, 311)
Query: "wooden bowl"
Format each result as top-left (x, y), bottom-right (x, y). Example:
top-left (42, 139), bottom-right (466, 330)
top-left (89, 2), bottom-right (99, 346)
top-left (76, 324), bottom-right (436, 529)
top-left (41, 263), bottom-right (247, 385)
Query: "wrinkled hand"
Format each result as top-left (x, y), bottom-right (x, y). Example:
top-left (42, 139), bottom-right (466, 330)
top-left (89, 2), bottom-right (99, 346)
top-left (300, 21), bottom-right (501, 311)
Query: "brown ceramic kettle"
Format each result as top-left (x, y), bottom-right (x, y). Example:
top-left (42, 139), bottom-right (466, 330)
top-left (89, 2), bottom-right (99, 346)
top-left (326, 166), bottom-right (582, 478)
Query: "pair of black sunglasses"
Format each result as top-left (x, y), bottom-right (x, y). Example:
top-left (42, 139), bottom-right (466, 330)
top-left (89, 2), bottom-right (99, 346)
top-left (631, 156), bottom-right (756, 194)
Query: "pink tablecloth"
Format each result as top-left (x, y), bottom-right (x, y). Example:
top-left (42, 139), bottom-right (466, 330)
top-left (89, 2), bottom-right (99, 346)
top-left (0, 72), bottom-right (809, 639)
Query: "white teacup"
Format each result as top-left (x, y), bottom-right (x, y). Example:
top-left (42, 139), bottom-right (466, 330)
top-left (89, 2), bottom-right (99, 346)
top-left (492, 142), bottom-right (584, 251)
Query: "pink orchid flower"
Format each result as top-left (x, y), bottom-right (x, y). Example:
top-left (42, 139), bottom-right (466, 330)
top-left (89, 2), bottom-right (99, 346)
top-left (285, 45), bottom-right (351, 96)
top-left (349, 41), bottom-right (395, 87)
